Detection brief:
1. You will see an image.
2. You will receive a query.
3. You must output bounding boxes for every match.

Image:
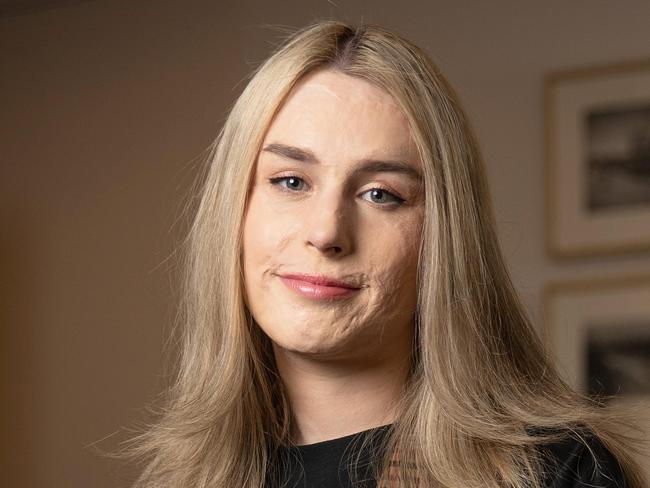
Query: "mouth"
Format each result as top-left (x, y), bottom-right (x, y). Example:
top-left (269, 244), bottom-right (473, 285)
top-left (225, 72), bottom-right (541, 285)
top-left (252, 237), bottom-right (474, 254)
top-left (276, 272), bottom-right (363, 300)
top-left (278, 272), bottom-right (362, 289)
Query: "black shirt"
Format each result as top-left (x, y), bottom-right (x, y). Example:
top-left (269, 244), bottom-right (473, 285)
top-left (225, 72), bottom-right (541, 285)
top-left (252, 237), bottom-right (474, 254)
top-left (271, 424), bottom-right (628, 488)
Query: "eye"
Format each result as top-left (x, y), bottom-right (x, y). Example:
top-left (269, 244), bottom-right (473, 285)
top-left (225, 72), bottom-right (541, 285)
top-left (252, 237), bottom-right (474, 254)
top-left (268, 175), bottom-right (405, 207)
top-left (268, 175), bottom-right (306, 192)
top-left (361, 188), bottom-right (405, 206)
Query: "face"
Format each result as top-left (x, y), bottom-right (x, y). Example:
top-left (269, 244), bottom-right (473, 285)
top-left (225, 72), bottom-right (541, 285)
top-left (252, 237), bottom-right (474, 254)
top-left (242, 69), bottom-right (425, 364)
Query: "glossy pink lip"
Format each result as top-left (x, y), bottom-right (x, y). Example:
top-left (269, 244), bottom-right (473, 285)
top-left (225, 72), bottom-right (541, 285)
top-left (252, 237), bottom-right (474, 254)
top-left (278, 273), bottom-right (362, 300)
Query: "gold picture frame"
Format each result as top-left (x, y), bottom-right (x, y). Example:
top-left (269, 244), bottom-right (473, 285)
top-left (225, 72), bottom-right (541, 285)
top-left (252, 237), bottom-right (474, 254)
top-left (545, 58), bottom-right (650, 258)
top-left (542, 274), bottom-right (650, 478)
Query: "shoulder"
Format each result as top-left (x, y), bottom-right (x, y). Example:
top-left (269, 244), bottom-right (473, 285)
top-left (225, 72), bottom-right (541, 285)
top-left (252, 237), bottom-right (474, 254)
top-left (535, 429), bottom-right (628, 488)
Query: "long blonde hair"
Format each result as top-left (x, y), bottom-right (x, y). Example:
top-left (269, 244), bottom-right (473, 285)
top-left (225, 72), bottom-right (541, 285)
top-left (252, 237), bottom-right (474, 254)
top-left (118, 20), bottom-right (649, 488)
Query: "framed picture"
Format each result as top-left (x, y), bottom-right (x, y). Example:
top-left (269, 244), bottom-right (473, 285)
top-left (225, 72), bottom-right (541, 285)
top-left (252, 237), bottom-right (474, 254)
top-left (545, 59), bottom-right (650, 258)
top-left (542, 275), bottom-right (650, 478)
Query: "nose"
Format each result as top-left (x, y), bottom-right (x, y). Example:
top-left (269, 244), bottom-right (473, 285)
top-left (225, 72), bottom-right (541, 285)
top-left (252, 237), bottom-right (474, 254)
top-left (305, 190), bottom-right (353, 256)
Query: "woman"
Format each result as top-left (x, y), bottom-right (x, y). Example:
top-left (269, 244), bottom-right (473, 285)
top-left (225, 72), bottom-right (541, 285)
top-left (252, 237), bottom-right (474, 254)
top-left (121, 21), bottom-right (648, 488)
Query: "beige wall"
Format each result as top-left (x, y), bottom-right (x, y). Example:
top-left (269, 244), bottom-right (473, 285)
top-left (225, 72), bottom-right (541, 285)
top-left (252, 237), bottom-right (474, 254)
top-left (1, 1), bottom-right (649, 486)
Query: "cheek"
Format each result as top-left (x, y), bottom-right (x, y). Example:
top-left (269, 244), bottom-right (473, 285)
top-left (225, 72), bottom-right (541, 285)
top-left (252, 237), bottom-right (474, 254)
top-left (242, 188), bottom-right (299, 290)
top-left (377, 246), bottom-right (418, 289)
top-left (243, 191), bottom-right (272, 287)
top-left (365, 216), bottom-right (422, 296)
top-left (242, 190), bottom-right (277, 329)
top-left (242, 189), bottom-right (308, 345)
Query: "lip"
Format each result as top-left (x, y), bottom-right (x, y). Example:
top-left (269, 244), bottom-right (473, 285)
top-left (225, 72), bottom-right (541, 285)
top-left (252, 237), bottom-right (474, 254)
top-left (278, 273), bottom-right (362, 300)
top-left (280, 273), bottom-right (361, 288)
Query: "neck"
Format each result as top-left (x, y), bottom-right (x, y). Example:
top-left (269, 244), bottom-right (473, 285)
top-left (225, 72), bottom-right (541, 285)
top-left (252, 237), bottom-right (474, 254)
top-left (274, 342), bottom-right (412, 446)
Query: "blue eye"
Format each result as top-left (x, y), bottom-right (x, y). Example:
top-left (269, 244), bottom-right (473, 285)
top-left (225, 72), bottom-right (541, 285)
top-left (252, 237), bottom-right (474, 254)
top-left (361, 188), bottom-right (404, 205)
top-left (269, 176), bottom-right (306, 191)
top-left (268, 176), bottom-right (405, 206)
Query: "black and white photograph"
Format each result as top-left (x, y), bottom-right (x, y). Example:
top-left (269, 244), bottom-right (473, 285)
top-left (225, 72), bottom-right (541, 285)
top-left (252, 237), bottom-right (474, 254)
top-left (586, 321), bottom-right (650, 399)
top-left (587, 104), bottom-right (650, 212)
top-left (546, 59), bottom-right (650, 257)
top-left (544, 276), bottom-right (650, 482)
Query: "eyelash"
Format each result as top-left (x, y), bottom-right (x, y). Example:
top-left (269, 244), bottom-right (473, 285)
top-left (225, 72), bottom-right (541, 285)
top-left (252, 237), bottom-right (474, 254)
top-left (267, 174), bottom-right (406, 207)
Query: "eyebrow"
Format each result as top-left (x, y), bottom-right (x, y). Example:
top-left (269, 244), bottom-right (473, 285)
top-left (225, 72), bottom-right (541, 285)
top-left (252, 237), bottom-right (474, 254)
top-left (261, 142), bottom-right (422, 182)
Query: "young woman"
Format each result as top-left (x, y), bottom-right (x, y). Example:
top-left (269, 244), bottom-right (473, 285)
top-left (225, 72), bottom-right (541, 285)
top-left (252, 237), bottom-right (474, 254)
top-left (121, 21), bottom-right (648, 488)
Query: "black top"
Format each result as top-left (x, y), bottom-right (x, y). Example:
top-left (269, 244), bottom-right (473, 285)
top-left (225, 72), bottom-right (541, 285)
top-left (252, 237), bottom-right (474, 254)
top-left (269, 424), bottom-right (628, 488)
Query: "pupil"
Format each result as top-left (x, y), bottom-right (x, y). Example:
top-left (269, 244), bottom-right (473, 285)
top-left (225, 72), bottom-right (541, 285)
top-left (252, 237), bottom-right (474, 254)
top-left (289, 178), bottom-right (299, 188)
top-left (373, 189), bottom-right (383, 201)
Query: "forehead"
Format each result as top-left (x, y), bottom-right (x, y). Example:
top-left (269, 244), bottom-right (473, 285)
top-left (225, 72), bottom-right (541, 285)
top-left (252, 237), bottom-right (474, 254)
top-left (262, 69), bottom-right (418, 162)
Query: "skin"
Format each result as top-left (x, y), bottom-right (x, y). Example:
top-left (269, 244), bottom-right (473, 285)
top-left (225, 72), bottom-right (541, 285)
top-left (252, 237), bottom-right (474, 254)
top-left (242, 69), bottom-right (425, 446)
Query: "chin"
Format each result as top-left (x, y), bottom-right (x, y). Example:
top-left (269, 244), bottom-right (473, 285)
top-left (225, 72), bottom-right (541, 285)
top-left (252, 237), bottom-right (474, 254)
top-left (269, 326), bottom-right (337, 357)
